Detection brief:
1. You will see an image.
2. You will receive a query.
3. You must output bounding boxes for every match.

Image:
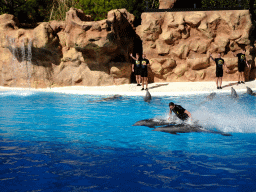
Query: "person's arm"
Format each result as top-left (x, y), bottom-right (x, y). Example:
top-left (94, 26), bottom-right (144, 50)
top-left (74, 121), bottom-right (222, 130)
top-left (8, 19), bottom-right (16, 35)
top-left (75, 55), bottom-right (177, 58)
top-left (184, 110), bottom-right (192, 120)
top-left (209, 53), bottom-right (215, 61)
top-left (245, 58), bottom-right (249, 68)
top-left (132, 64), bottom-right (134, 72)
top-left (130, 53), bottom-right (136, 60)
top-left (168, 110), bottom-right (172, 120)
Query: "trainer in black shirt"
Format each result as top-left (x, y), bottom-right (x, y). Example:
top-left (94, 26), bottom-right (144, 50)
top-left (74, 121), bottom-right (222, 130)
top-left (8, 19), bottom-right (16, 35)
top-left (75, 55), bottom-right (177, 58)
top-left (169, 102), bottom-right (192, 121)
top-left (130, 53), bottom-right (141, 86)
top-left (140, 54), bottom-right (150, 91)
top-left (233, 49), bottom-right (249, 84)
top-left (210, 53), bottom-right (229, 89)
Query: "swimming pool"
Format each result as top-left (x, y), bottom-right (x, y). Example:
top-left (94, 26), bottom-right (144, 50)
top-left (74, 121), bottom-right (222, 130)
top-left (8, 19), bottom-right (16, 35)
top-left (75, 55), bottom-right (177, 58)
top-left (0, 90), bottom-right (256, 191)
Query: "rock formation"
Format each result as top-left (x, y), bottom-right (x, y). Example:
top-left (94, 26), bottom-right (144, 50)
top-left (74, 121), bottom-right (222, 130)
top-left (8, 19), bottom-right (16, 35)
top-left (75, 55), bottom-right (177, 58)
top-left (159, 0), bottom-right (177, 9)
top-left (0, 8), bottom-right (138, 87)
top-left (136, 10), bottom-right (256, 82)
top-left (0, 7), bottom-right (255, 88)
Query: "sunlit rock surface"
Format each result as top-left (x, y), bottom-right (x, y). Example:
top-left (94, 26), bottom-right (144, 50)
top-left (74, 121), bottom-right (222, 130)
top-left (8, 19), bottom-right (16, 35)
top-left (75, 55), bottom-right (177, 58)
top-left (0, 8), bottom-right (255, 88)
top-left (136, 9), bottom-right (255, 82)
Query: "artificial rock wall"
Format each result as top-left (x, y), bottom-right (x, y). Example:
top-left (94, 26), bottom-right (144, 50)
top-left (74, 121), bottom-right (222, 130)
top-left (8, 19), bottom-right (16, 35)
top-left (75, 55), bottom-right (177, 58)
top-left (0, 8), bottom-right (138, 88)
top-left (0, 8), bottom-right (255, 88)
top-left (137, 9), bottom-right (256, 82)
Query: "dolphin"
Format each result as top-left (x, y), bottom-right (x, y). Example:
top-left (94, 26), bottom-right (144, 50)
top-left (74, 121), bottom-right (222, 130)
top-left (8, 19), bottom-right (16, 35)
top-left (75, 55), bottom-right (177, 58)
top-left (198, 92), bottom-right (217, 105)
top-left (144, 89), bottom-right (152, 102)
top-left (153, 124), bottom-right (232, 136)
top-left (206, 92), bottom-right (216, 100)
top-left (133, 118), bottom-right (232, 136)
top-left (133, 118), bottom-right (175, 128)
top-left (231, 87), bottom-right (238, 98)
top-left (89, 94), bottom-right (122, 102)
top-left (246, 86), bottom-right (256, 96)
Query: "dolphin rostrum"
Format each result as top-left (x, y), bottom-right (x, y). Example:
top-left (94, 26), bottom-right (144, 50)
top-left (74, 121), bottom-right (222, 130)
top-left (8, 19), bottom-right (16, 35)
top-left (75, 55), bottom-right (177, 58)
top-left (144, 89), bottom-right (152, 102)
top-left (231, 87), bottom-right (238, 98)
top-left (246, 86), bottom-right (256, 96)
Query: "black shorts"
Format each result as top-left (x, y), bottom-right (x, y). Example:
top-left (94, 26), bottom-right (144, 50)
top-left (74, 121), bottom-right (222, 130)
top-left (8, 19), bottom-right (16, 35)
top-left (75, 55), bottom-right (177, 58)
top-left (238, 63), bottom-right (245, 72)
top-left (216, 69), bottom-right (223, 77)
top-left (134, 68), bottom-right (141, 76)
top-left (141, 69), bottom-right (148, 77)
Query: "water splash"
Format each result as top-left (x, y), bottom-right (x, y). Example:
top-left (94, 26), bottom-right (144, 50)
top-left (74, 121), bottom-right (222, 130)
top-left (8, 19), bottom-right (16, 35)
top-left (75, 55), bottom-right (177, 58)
top-left (193, 96), bottom-right (256, 133)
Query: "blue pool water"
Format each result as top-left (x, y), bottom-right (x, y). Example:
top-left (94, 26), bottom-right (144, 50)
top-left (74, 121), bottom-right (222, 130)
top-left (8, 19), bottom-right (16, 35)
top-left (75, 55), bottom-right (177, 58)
top-left (0, 90), bottom-right (256, 192)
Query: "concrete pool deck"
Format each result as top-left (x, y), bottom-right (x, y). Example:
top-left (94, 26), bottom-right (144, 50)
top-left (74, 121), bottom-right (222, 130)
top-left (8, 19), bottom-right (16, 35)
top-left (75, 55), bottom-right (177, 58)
top-left (1, 80), bottom-right (256, 96)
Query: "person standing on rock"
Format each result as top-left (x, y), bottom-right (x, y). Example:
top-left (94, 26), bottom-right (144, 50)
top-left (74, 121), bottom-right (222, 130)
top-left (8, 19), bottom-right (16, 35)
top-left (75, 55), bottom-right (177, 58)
top-left (232, 49), bottom-right (249, 84)
top-left (140, 54), bottom-right (150, 90)
top-left (210, 53), bottom-right (229, 89)
top-left (130, 53), bottom-right (141, 86)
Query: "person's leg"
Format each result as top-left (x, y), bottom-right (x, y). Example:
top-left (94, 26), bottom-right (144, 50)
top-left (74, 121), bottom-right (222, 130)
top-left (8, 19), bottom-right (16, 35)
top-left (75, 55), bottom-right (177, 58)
top-left (136, 75), bottom-right (139, 85)
top-left (238, 72), bottom-right (241, 83)
top-left (141, 77), bottom-right (145, 90)
top-left (145, 77), bottom-right (148, 89)
top-left (241, 72), bottom-right (245, 83)
top-left (216, 77), bottom-right (219, 88)
top-left (219, 77), bottom-right (222, 88)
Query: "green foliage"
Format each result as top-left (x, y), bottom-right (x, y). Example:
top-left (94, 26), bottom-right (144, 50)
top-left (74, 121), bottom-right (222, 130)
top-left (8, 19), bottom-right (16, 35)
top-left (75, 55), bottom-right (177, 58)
top-left (0, 0), bottom-right (159, 23)
top-left (0, 0), bottom-right (53, 23)
top-left (75, 0), bottom-right (159, 21)
top-left (201, 0), bottom-right (250, 9)
top-left (49, 0), bottom-right (80, 21)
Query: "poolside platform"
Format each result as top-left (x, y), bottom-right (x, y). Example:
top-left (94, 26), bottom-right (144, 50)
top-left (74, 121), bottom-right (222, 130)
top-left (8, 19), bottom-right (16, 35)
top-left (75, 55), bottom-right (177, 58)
top-left (1, 80), bottom-right (256, 96)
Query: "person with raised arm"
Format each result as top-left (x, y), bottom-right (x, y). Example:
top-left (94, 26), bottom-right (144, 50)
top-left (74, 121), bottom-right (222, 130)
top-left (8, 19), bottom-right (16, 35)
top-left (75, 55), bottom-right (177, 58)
top-left (130, 53), bottom-right (141, 86)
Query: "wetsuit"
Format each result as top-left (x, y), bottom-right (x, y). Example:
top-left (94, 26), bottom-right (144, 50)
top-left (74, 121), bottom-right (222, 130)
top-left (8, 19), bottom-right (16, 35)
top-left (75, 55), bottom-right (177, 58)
top-left (134, 60), bottom-right (141, 76)
top-left (214, 58), bottom-right (224, 77)
top-left (141, 58), bottom-right (149, 77)
top-left (237, 53), bottom-right (246, 72)
top-left (171, 104), bottom-right (189, 121)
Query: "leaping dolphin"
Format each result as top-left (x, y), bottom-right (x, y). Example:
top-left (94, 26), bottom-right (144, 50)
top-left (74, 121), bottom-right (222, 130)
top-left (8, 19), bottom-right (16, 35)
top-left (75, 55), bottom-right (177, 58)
top-left (246, 86), bottom-right (256, 96)
top-left (144, 89), bottom-right (152, 103)
top-left (231, 87), bottom-right (238, 98)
